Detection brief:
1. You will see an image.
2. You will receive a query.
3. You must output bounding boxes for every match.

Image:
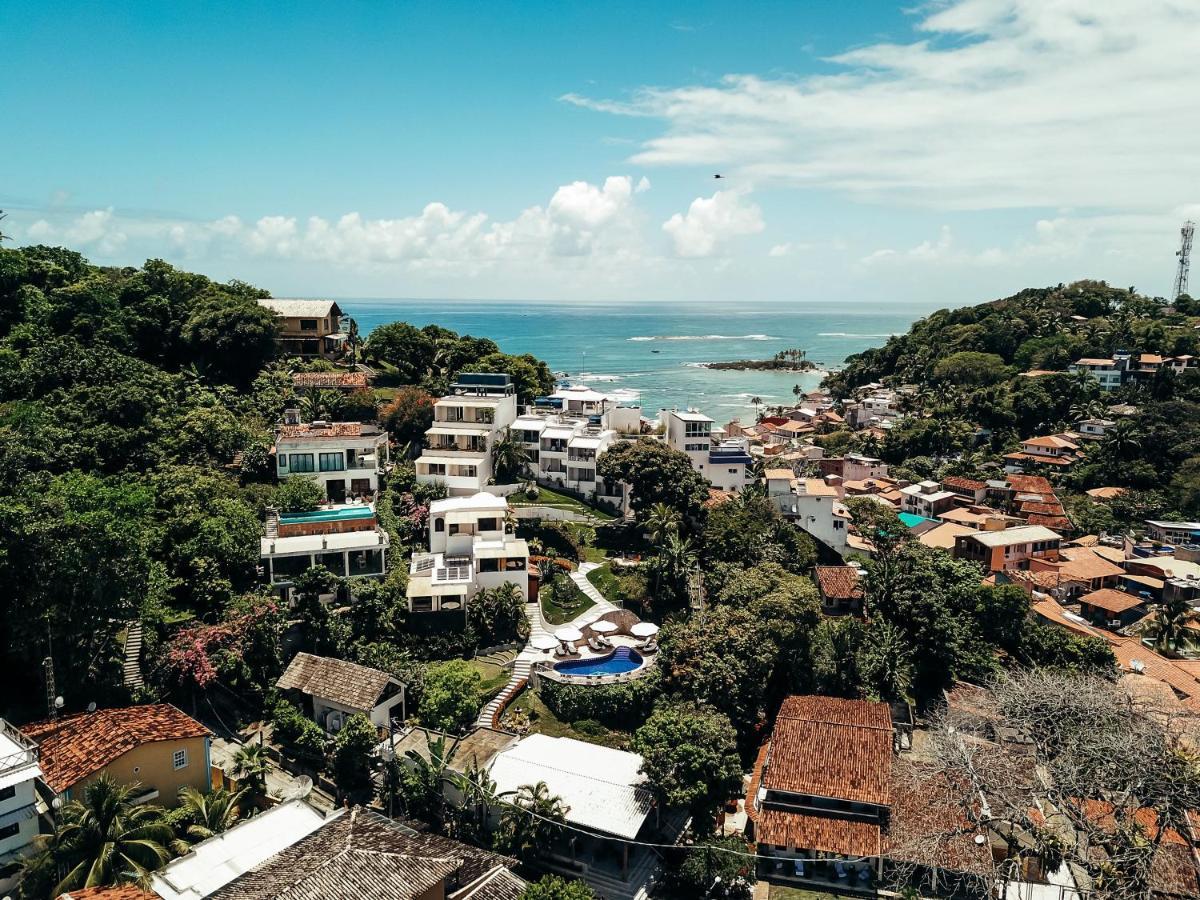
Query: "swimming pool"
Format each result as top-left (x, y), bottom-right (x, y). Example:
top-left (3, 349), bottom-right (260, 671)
top-left (280, 505), bottom-right (374, 524)
top-left (553, 647), bottom-right (643, 676)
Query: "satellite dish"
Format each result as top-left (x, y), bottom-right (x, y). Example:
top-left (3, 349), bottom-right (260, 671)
top-left (282, 776), bottom-right (313, 801)
top-left (87, 702), bottom-right (97, 713)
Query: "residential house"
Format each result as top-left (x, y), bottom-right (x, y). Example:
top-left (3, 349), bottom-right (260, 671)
top-left (23, 705), bottom-right (211, 807)
top-left (258, 299), bottom-right (346, 359)
top-left (406, 493), bottom-right (529, 614)
top-left (940, 476), bottom-right (987, 504)
top-left (745, 697), bottom-right (896, 883)
top-left (1003, 435), bottom-right (1080, 473)
top-left (0, 720), bottom-right (43, 893)
top-left (781, 478), bottom-right (848, 555)
top-left (276, 652), bottom-right (406, 732)
top-left (899, 481), bottom-right (958, 519)
top-left (1075, 417), bottom-right (1116, 440)
top-left (1069, 356), bottom-right (1125, 391)
top-left (260, 501), bottom-right (389, 589)
top-left (274, 413), bottom-right (389, 503)
top-left (706, 438), bottom-right (755, 492)
top-left (952, 524), bottom-right (1062, 573)
top-left (1026, 546), bottom-right (1126, 600)
top-left (664, 408), bottom-right (714, 466)
top-left (1077, 588), bottom-right (1147, 630)
top-left (842, 453), bottom-right (889, 482)
top-left (918, 521), bottom-right (977, 552)
top-left (486, 734), bottom-right (657, 879)
top-left (416, 373), bottom-right (519, 495)
top-left (1145, 520), bottom-right (1200, 545)
top-left (813, 566), bottom-right (864, 616)
top-left (137, 800), bottom-right (525, 900)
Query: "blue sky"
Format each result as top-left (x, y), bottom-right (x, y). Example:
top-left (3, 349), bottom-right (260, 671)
top-left (4, 0), bottom-right (1198, 303)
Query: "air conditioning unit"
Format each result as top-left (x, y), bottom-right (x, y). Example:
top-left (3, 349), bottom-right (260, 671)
top-left (326, 710), bottom-right (345, 732)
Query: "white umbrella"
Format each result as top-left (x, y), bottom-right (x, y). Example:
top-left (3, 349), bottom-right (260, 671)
top-left (630, 622), bottom-right (659, 638)
top-left (554, 626), bottom-right (583, 642)
top-left (530, 635), bottom-right (559, 651)
top-left (588, 620), bottom-right (618, 634)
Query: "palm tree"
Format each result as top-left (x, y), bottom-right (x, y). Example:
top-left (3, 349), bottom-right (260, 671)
top-left (398, 734), bottom-right (457, 831)
top-left (644, 502), bottom-right (680, 544)
top-left (490, 431), bottom-right (531, 484)
top-left (44, 775), bottom-right (173, 897)
top-left (450, 762), bottom-right (500, 842)
top-left (494, 781), bottom-right (568, 861)
top-left (299, 388), bottom-right (341, 422)
top-left (750, 396), bottom-right (763, 422)
top-left (229, 742), bottom-right (270, 805)
top-left (1103, 419), bottom-right (1143, 461)
top-left (170, 786), bottom-right (246, 854)
top-left (1156, 594), bottom-right (1194, 652)
top-left (653, 530), bottom-right (697, 609)
top-left (1068, 399), bottom-right (1104, 422)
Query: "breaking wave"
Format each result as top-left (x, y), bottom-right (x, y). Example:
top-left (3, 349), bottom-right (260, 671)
top-left (628, 334), bottom-right (779, 342)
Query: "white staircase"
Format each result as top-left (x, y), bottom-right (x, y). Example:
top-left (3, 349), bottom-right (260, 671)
top-left (569, 563), bottom-right (619, 617)
top-left (475, 602), bottom-right (547, 729)
top-left (122, 622), bottom-right (144, 690)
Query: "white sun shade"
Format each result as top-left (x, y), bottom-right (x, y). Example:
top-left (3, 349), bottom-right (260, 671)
top-left (630, 622), bottom-right (659, 637)
top-left (554, 626), bottom-right (583, 642)
top-left (588, 620), bottom-right (618, 633)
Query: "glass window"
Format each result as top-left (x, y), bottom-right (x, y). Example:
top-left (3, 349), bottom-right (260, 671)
top-left (300, 318), bottom-right (318, 331)
top-left (289, 453), bottom-right (315, 473)
top-left (271, 555), bottom-right (312, 580)
top-left (319, 452), bottom-right (345, 472)
top-left (173, 748), bottom-right (189, 770)
top-left (349, 549), bottom-right (383, 577)
top-left (0, 822), bottom-right (18, 840)
top-left (479, 558), bottom-right (500, 572)
top-left (277, 455), bottom-right (288, 472)
top-left (0, 785), bottom-right (15, 802)
top-left (319, 552), bottom-right (346, 576)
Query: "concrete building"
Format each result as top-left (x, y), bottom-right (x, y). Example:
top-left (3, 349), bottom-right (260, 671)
top-left (899, 480), bottom-right (958, 519)
top-left (406, 493), bottom-right (529, 614)
top-left (1145, 520), bottom-right (1200, 545)
top-left (953, 524), bottom-right (1062, 573)
top-left (260, 502), bottom-right (390, 589)
top-left (276, 652), bottom-right (406, 732)
top-left (416, 373), bottom-right (519, 495)
top-left (0, 720), bottom-right (43, 894)
top-left (275, 413), bottom-right (389, 503)
top-left (258, 299), bottom-right (347, 359)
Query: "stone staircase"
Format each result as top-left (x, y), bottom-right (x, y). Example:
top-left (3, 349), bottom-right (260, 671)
top-left (539, 847), bottom-right (660, 900)
top-left (264, 509), bottom-right (279, 539)
top-left (475, 602), bottom-right (547, 729)
top-left (122, 621), bottom-right (144, 690)
top-left (569, 562), bottom-right (619, 618)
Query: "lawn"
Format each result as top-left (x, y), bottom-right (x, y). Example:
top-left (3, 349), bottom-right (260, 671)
top-left (768, 887), bottom-right (865, 900)
top-left (539, 576), bottom-right (595, 625)
top-left (509, 485), bottom-right (615, 521)
top-left (585, 561), bottom-right (648, 610)
top-left (507, 687), bottom-right (629, 750)
top-left (466, 654), bottom-right (514, 702)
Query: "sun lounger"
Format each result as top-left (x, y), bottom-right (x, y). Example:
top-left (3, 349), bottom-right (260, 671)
top-left (834, 861), bottom-right (848, 879)
top-left (554, 644), bottom-right (567, 658)
top-left (793, 859), bottom-right (805, 877)
top-left (597, 635), bottom-right (613, 648)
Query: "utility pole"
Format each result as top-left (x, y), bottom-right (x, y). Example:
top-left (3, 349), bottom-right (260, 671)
top-left (1172, 220), bottom-right (1194, 301)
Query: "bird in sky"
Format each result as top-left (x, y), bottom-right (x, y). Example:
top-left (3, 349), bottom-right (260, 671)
top-left (713, 173), bottom-right (724, 179)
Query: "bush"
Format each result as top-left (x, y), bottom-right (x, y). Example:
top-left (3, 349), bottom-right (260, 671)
top-left (271, 699), bottom-right (328, 760)
top-left (521, 521), bottom-right (584, 562)
top-left (539, 668), bottom-right (662, 728)
top-left (419, 659), bottom-right (483, 733)
top-left (572, 718), bottom-right (607, 736)
top-left (274, 476), bottom-right (324, 513)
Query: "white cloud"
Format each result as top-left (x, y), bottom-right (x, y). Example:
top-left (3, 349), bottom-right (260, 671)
top-left (565, 0), bottom-right (1200, 213)
top-left (662, 189), bottom-right (764, 258)
top-left (635, 176), bottom-right (652, 194)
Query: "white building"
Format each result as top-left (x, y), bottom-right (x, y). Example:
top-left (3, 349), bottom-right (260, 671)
top-left (663, 409), bottom-right (754, 493)
top-left (843, 453), bottom-right (888, 482)
top-left (769, 476), bottom-right (849, 555)
top-left (1145, 520), bottom-right (1200, 545)
top-left (1069, 357), bottom-right (1125, 391)
top-left (407, 493), bottom-right (529, 614)
top-left (416, 373), bottom-right (519, 495)
top-left (0, 720), bottom-right (43, 894)
top-left (260, 502), bottom-right (390, 589)
top-left (1075, 417), bottom-right (1116, 440)
top-left (899, 480), bottom-right (958, 519)
top-left (276, 652), bottom-right (406, 732)
top-left (275, 414), bottom-right (389, 503)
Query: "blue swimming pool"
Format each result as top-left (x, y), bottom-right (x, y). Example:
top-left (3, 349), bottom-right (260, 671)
top-left (280, 506), bottom-right (373, 524)
top-left (554, 647), bottom-right (643, 676)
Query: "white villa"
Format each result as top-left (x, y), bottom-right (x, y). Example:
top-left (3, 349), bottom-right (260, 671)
top-left (260, 502), bottom-right (390, 589)
top-left (407, 493), bottom-right (530, 614)
top-left (416, 373), bottom-right (519, 495)
top-left (274, 412), bottom-right (389, 503)
top-left (0, 720), bottom-right (43, 894)
top-left (766, 474), bottom-right (849, 555)
top-left (899, 480), bottom-right (958, 519)
top-left (664, 409), bottom-right (754, 492)
top-left (508, 385), bottom-right (640, 504)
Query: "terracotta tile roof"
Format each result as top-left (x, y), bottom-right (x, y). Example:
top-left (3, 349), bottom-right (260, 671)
top-left (1026, 514), bottom-right (1073, 531)
top-left (704, 488), bottom-right (736, 509)
top-left (1032, 598), bottom-right (1108, 640)
top-left (212, 807), bottom-right (520, 900)
top-left (1051, 549), bottom-right (1126, 582)
top-left (1020, 500), bottom-right (1065, 516)
top-left (1086, 486), bottom-right (1126, 500)
top-left (1006, 475), bottom-right (1054, 495)
top-left (814, 566), bottom-right (863, 601)
top-left (276, 653), bottom-right (398, 712)
top-left (1079, 588), bottom-right (1145, 614)
top-left (1109, 638), bottom-right (1200, 708)
top-left (755, 807), bottom-right (882, 857)
top-left (942, 476), bottom-right (986, 492)
top-left (24, 704), bottom-right (210, 793)
top-left (291, 371), bottom-right (371, 390)
top-left (762, 697), bottom-right (892, 807)
top-left (1004, 452), bottom-right (1074, 466)
top-left (276, 422), bottom-right (379, 439)
top-left (59, 887), bottom-right (159, 899)
top-left (1023, 435), bottom-right (1079, 450)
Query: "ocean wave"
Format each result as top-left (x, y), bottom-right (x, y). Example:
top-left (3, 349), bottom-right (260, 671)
top-left (817, 332), bottom-right (897, 338)
top-left (629, 334), bottom-right (780, 342)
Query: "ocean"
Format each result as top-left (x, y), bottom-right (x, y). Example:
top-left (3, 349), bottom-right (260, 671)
top-left (344, 299), bottom-right (938, 422)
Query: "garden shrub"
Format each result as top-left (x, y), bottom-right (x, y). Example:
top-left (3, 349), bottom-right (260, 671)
top-left (539, 668), bottom-right (662, 728)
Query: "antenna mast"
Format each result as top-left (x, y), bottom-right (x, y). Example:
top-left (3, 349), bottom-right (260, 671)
top-left (1173, 220), bottom-right (1194, 301)
top-left (43, 656), bottom-right (58, 720)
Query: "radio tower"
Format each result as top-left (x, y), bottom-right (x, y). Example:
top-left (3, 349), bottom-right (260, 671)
top-left (1173, 220), bottom-right (1194, 301)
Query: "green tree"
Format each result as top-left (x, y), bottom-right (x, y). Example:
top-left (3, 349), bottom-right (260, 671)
top-left (330, 713), bottom-right (379, 797)
top-left (229, 741), bottom-right (270, 805)
top-left (468, 582), bottom-right (530, 645)
top-left (667, 836), bottom-right (756, 900)
top-left (379, 386), bottom-right (437, 454)
top-left (1169, 455), bottom-right (1200, 518)
top-left (494, 781), bottom-right (568, 861)
top-left (462, 352), bottom-right (554, 402)
top-left (931, 351), bottom-right (1010, 386)
top-left (857, 619), bottom-right (914, 702)
top-left (181, 293), bottom-right (279, 387)
top-left (644, 501), bottom-right (681, 544)
top-left (419, 659), bottom-right (484, 732)
top-left (170, 786), bottom-right (246, 853)
top-left (395, 733), bottom-right (457, 831)
top-left (491, 431), bottom-right (531, 483)
top-left (632, 701), bottom-right (742, 829)
top-left (365, 322), bottom-right (436, 382)
top-left (274, 475), bottom-right (325, 512)
top-left (292, 566), bottom-right (348, 655)
top-left (597, 438), bottom-right (710, 527)
top-left (521, 874), bottom-right (597, 899)
top-left (36, 774), bottom-right (173, 897)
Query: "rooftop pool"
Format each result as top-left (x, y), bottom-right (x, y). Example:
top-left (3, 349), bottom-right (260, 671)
top-left (553, 647), bottom-right (643, 676)
top-left (279, 506), bottom-right (374, 524)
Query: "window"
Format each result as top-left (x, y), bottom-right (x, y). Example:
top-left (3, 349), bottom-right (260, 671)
top-left (0, 822), bottom-right (18, 840)
top-left (479, 558), bottom-right (500, 572)
top-left (299, 318), bottom-right (319, 331)
top-left (434, 518), bottom-right (445, 532)
top-left (172, 748), bottom-right (189, 770)
top-left (0, 785), bottom-right (14, 801)
top-left (289, 453), bottom-right (315, 473)
top-left (319, 452), bottom-right (345, 472)
top-left (277, 455), bottom-right (288, 472)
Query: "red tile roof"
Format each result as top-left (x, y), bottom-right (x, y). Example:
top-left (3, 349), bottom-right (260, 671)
top-left (762, 697), bottom-right (893, 806)
top-left (942, 476), bottom-right (986, 492)
top-left (59, 887), bottom-right (160, 899)
top-left (23, 704), bottom-right (210, 793)
top-left (755, 807), bottom-right (882, 857)
top-left (814, 566), bottom-right (863, 601)
top-left (1079, 588), bottom-right (1145, 614)
top-left (1006, 474), bottom-right (1054, 495)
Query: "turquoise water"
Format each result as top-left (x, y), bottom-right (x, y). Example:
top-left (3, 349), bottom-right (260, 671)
top-left (279, 506), bottom-right (374, 523)
top-left (344, 299), bottom-right (938, 421)
top-left (554, 647), bottom-right (643, 675)
top-left (898, 512), bottom-right (935, 529)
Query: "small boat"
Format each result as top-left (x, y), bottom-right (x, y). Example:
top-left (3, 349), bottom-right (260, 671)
top-left (651, 349), bottom-right (661, 353)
